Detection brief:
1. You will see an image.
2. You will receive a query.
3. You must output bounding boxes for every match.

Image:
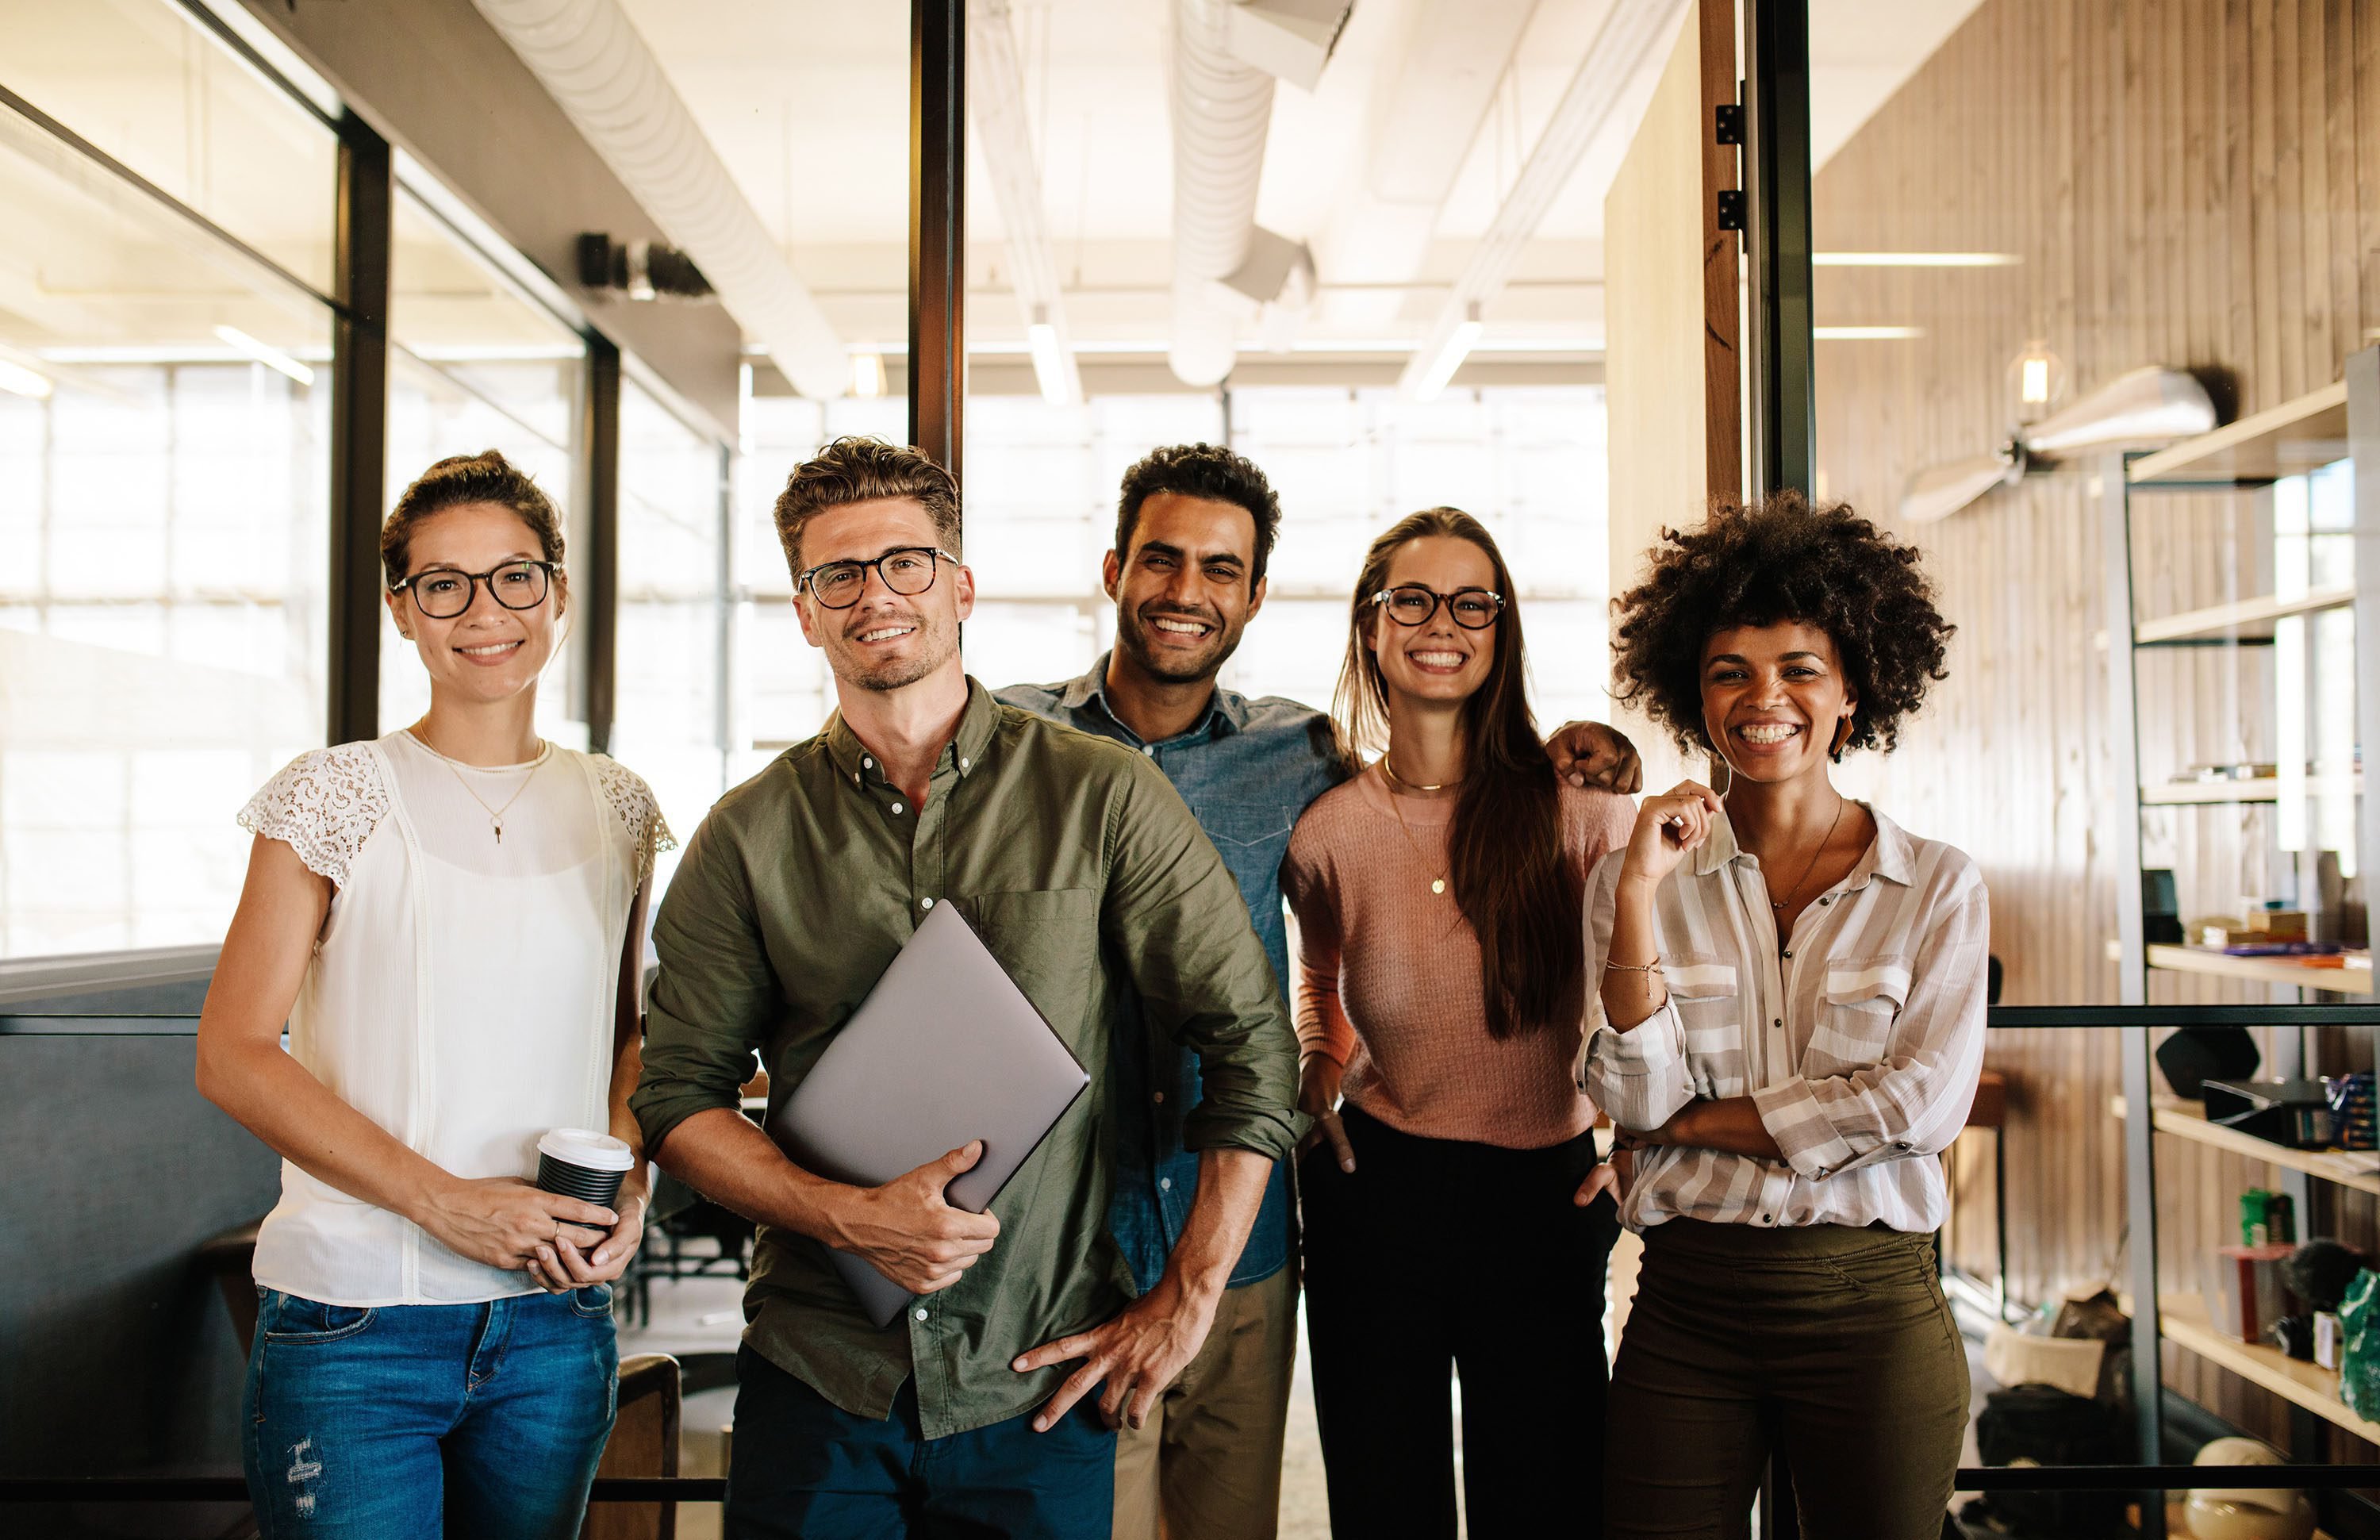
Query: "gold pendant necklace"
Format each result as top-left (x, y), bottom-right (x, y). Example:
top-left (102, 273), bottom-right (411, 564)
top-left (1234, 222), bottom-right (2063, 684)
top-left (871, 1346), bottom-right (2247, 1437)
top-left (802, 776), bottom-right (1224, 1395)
top-left (1378, 758), bottom-right (1453, 895)
top-left (1764, 795), bottom-right (1847, 914)
top-left (411, 728), bottom-right (549, 844)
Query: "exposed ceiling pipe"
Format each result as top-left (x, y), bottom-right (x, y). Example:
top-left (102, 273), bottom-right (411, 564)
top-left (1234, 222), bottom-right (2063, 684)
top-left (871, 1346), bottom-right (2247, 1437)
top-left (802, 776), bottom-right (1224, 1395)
top-left (1395, 0), bottom-right (1686, 399)
top-left (468, 0), bottom-right (847, 398)
top-left (1169, 0), bottom-right (1277, 386)
top-left (969, 0), bottom-right (1082, 407)
top-left (1316, 0), bottom-right (1541, 331)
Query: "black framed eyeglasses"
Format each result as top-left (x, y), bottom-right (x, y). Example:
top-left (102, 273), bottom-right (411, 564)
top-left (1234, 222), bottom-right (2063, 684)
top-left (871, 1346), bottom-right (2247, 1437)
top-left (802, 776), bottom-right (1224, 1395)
top-left (796, 546), bottom-right (954, 609)
top-left (1371, 584), bottom-right (1504, 630)
top-left (391, 560), bottom-right (560, 619)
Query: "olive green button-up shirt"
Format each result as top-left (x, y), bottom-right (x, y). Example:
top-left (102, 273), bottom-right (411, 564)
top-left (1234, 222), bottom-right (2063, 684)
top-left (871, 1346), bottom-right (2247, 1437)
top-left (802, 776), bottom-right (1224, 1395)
top-left (631, 678), bottom-right (1301, 1439)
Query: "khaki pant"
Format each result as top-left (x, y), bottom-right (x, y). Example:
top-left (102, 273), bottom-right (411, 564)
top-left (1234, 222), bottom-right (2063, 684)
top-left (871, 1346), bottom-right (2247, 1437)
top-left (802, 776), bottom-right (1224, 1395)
top-left (1606, 1219), bottom-right (1969, 1540)
top-left (1111, 1263), bottom-right (1298, 1540)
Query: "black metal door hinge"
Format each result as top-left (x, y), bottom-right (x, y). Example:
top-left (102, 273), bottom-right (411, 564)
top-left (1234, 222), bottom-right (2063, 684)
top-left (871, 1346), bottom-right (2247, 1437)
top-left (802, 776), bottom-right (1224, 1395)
top-left (1715, 102), bottom-right (1744, 145)
top-left (1717, 190), bottom-right (1745, 231)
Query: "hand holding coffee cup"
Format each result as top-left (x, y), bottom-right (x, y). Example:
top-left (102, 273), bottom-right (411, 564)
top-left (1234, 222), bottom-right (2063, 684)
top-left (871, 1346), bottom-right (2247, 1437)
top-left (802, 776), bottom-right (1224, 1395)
top-left (536, 1128), bottom-right (636, 1219)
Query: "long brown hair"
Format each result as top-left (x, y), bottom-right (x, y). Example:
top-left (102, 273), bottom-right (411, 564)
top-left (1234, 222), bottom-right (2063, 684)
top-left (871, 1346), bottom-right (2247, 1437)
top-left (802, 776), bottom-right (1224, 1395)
top-left (1331, 509), bottom-right (1583, 1039)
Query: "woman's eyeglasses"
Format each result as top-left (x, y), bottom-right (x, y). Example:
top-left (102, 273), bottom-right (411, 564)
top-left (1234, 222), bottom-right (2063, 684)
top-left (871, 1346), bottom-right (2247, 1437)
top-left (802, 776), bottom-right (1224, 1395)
top-left (1372, 584), bottom-right (1504, 630)
top-left (796, 547), bottom-right (954, 610)
top-left (391, 560), bottom-right (560, 619)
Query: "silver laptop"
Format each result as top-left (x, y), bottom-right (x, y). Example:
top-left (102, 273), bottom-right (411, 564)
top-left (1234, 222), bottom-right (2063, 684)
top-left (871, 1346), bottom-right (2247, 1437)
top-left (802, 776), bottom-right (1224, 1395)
top-left (767, 900), bottom-right (1092, 1327)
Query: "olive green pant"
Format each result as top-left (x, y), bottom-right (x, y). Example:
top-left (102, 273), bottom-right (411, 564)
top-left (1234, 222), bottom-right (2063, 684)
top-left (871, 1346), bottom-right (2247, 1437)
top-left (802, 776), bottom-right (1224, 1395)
top-left (1606, 1219), bottom-right (1969, 1540)
top-left (1110, 1262), bottom-right (1298, 1540)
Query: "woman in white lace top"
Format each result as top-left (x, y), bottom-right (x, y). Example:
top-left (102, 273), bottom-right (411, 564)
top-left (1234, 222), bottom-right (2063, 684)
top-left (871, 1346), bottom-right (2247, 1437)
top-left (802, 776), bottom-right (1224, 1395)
top-left (197, 451), bottom-right (671, 1540)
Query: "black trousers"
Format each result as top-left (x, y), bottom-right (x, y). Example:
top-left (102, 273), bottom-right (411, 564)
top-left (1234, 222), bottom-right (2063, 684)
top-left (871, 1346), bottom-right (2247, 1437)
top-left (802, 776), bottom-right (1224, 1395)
top-left (1299, 1104), bottom-right (1622, 1540)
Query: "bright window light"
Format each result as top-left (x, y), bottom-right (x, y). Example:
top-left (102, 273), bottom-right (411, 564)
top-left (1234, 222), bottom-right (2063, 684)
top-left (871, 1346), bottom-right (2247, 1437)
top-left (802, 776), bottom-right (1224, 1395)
top-left (1814, 326), bottom-right (1926, 341)
top-left (849, 350), bottom-right (887, 400)
top-left (0, 358), bottom-right (52, 399)
top-left (1027, 306), bottom-right (1072, 407)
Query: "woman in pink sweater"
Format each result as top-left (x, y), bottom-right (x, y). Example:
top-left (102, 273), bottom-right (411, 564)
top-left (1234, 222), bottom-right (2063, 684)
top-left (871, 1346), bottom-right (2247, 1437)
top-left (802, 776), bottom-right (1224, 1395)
top-left (1282, 506), bottom-right (1635, 1538)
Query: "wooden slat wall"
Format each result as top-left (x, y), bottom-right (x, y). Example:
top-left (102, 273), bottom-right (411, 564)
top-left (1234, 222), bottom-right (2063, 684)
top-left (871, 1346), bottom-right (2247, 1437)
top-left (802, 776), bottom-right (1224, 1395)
top-left (1812, 0), bottom-right (2380, 1452)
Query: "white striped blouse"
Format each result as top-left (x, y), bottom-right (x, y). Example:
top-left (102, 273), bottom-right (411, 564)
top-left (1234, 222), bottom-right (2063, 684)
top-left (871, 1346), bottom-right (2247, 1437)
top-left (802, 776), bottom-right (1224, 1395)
top-left (1580, 804), bottom-right (1990, 1235)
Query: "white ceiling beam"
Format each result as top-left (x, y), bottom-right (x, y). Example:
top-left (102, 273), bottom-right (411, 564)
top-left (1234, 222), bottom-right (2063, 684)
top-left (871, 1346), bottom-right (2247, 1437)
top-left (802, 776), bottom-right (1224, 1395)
top-left (469, 0), bottom-right (847, 398)
top-left (1396, 0), bottom-right (1685, 398)
top-left (968, 0), bottom-right (1082, 406)
top-left (1315, 0), bottom-right (1540, 329)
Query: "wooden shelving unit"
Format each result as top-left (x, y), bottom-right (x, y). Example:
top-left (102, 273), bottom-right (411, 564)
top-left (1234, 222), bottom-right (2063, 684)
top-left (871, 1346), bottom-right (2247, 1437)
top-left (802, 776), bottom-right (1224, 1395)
top-left (2129, 379), bottom-right (2350, 485)
top-left (2141, 776), bottom-right (2363, 805)
top-left (2159, 1294), bottom-right (2380, 1442)
top-left (2112, 1094), bottom-right (2380, 1197)
top-left (2147, 943), bottom-right (2374, 994)
top-left (2134, 586), bottom-right (2356, 644)
top-left (2105, 360), bottom-right (2380, 1480)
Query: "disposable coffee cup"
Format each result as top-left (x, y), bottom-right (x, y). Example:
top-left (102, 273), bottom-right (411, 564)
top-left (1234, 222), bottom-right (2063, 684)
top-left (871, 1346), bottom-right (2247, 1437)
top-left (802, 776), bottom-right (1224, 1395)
top-left (536, 1128), bottom-right (635, 1217)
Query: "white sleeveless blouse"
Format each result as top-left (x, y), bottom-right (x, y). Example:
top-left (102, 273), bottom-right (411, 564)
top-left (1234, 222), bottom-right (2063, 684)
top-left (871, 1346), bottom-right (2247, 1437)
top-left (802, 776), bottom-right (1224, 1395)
top-left (236, 731), bottom-right (670, 1306)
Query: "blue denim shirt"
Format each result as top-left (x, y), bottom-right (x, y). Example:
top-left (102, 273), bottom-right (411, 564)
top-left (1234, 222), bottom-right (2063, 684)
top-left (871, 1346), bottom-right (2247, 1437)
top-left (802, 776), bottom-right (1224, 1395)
top-left (998, 657), bottom-right (1347, 1291)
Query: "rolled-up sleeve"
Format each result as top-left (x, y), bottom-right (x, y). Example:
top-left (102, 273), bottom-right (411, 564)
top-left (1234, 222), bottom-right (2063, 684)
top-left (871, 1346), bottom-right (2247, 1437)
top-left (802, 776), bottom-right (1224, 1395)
top-left (631, 816), bottom-right (781, 1154)
top-left (1580, 851), bottom-right (1695, 1131)
top-left (1752, 872), bottom-right (1990, 1181)
top-left (1103, 755), bottom-right (1304, 1162)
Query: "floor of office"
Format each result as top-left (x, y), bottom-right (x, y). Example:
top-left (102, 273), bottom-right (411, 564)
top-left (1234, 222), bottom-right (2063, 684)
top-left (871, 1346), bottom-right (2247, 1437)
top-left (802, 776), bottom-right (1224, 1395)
top-left (620, 1233), bottom-right (1992, 1540)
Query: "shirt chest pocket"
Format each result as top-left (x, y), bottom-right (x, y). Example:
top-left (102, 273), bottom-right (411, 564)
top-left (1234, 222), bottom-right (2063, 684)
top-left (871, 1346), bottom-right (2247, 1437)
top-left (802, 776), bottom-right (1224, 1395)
top-left (1666, 959), bottom-right (1747, 1100)
top-left (1806, 958), bottom-right (1913, 1075)
top-left (954, 888), bottom-right (1104, 1058)
top-left (1188, 801), bottom-right (1296, 853)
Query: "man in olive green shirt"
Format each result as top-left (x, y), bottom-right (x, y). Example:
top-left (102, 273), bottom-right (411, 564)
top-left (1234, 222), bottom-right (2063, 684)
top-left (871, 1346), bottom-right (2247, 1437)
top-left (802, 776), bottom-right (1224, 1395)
top-left (631, 436), bottom-right (1299, 1539)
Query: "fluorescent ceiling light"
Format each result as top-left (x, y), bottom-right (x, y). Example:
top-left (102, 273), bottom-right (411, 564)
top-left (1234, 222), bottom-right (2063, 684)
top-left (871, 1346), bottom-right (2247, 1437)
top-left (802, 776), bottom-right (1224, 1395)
top-left (1027, 307), bottom-right (1072, 407)
top-left (0, 358), bottom-right (53, 400)
top-left (1814, 326), bottom-right (1926, 341)
top-left (1411, 304), bottom-right (1485, 401)
top-left (849, 350), bottom-right (888, 400)
top-left (1811, 252), bottom-right (2020, 267)
top-left (214, 326), bottom-right (316, 386)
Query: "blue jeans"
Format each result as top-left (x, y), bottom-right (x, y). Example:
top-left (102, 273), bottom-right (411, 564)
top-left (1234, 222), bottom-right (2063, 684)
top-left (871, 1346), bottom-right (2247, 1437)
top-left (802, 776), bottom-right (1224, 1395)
top-left (242, 1285), bottom-right (619, 1539)
top-left (725, 1346), bottom-right (1115, 1538)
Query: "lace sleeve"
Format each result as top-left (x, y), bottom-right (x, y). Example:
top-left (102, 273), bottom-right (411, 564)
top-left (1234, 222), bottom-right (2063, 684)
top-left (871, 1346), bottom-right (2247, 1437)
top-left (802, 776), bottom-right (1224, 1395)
top-left (236, 745), bottom-right (392, 887)
top-left (589, 755), bottom-right (677, 887)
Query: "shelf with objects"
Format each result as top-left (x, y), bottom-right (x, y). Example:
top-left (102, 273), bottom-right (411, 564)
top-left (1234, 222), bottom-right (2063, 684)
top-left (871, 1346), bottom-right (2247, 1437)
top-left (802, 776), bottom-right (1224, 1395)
top-left (2106, 348), bottom-right (2380, 1477)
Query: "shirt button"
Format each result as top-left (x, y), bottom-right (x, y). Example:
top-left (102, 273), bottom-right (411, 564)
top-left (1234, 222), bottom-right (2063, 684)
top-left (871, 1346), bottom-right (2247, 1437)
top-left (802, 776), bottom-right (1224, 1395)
top-left (1783, 950), bottom-right (1792, 958)
top-left (863, 756), bottom-right (875, 770)
top-left (1760, 1213), bottom-right (1772, 1223)
top-left (913, 1308), bottom-right (928, 1322)
top-left (1159, 1177), bottom-right (1173, 1191)
top-left (1773, 1019), bottom-right (1783, 1029)
top-left (1818, 897), bottom-right (1830, 906)
top-left (960, 757), bottom-right (970, 770)
top-left (1153, 1091), bottom-right (1165, 1104)
top-left (853, 771), bottom-right (862, 785)
top-left (1142, 746), bottom-right (1156, 757)
top-left (919, 897), bottom-right (935, 911)
top-left (891, 802), bottom-right (905, 816)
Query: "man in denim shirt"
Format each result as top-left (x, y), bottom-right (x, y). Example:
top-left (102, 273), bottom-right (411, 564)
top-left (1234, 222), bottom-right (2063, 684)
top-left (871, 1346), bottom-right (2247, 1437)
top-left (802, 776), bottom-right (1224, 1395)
top-left (1000, 444), bottom-right (1641, 1540)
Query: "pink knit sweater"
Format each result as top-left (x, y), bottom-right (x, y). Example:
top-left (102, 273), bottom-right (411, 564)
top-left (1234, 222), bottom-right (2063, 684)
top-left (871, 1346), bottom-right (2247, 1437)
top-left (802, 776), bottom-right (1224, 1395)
top-left (1282, 766), bottom-right (1637, 1149)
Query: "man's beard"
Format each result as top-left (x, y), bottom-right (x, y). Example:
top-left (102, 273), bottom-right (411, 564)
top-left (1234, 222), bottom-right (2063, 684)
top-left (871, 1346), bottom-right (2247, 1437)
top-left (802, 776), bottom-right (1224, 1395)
top-left (838, 610), bottom-right (958, 693)
top-left (1117, 603), bottom-right (1239, 685)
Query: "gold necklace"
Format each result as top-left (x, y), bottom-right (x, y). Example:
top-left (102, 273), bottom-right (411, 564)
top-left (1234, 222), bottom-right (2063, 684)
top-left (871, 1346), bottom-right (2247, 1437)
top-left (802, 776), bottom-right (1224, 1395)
top-left (411, 728), bottom-right (549, 844)
top-left (1762, 795), bottom-right (1847, 913)
top-left (1378, 761), bottom-right (1451, 896)
top-left (1377, 753), bottom-right (1461, 795)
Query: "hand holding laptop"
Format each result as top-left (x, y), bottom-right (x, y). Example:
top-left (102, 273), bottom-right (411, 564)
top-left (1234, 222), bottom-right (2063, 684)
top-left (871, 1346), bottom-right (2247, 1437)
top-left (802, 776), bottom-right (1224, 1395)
top-left (826, 1139), bottom-right (1003, 1295)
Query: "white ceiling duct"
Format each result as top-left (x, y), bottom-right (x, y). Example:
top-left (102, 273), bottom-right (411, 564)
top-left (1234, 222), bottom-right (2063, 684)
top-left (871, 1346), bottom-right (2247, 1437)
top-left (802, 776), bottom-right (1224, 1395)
top-left (970, 0), bottom-right (1082, 406)
top-left (1395, 0), bottom-right (1686, 398)
top-left (1169, 0), bottom-right (1278, 386)
top-left (469, 0), bottom-right (847, 398)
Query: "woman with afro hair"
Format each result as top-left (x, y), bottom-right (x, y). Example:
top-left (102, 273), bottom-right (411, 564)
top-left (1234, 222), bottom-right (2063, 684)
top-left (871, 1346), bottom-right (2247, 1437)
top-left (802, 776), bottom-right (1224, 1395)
top-left (1582, 491), bottom-right (1988, 1539)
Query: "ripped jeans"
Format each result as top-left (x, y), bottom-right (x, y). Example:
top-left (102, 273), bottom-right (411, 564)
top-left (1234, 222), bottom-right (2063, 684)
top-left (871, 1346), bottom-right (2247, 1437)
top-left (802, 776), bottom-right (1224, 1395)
top-left (242, 1285), bottom-right (618, 1539)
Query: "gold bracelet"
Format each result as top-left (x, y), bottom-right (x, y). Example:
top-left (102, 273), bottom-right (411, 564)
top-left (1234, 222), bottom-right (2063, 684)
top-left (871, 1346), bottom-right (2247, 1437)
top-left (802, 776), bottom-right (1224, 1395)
top-left (1603, 954), bottom-right (1663, 975)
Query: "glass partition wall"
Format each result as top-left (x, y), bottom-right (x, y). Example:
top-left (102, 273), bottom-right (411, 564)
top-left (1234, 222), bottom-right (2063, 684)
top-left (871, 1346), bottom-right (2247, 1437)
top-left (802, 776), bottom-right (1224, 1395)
top-left (0, 0), bottom-right (735, 962)
top-left (0, 14), bottom-right (336, 958)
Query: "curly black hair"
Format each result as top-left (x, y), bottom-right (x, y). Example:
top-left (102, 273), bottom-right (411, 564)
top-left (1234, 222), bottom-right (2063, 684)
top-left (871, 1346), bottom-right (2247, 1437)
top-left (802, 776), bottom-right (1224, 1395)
top-left (1115, 443), bottom-right (1282, 586)
top-left (1611, 491), bottom-right (1953, 756)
